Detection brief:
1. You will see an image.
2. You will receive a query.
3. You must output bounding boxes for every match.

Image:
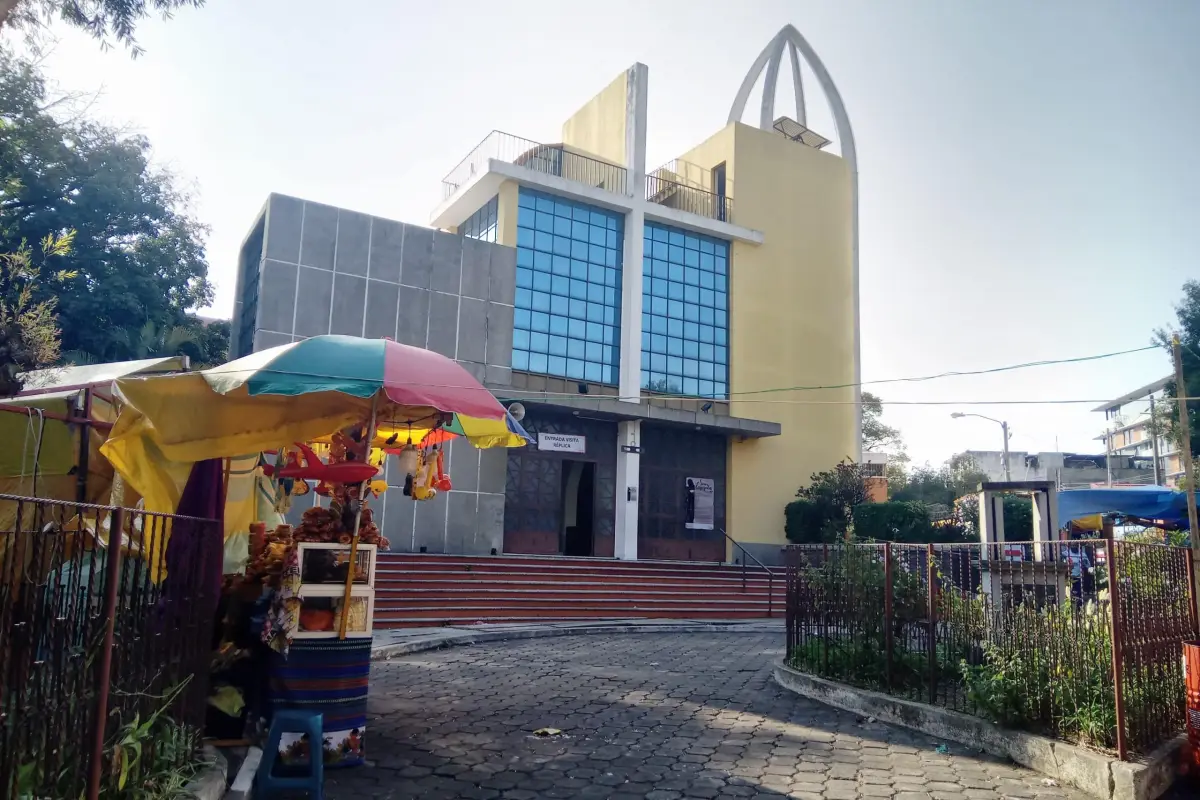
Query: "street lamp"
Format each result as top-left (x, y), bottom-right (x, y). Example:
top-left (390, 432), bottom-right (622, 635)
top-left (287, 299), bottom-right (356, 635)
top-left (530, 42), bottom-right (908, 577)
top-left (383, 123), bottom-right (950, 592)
top-left (951, 412), bottom-right (1011, 482)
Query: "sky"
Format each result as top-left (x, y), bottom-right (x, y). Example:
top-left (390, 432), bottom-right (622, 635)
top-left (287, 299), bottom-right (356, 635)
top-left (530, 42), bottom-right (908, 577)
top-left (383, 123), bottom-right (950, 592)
top-left (11, 0), bottom-right (1200, 467)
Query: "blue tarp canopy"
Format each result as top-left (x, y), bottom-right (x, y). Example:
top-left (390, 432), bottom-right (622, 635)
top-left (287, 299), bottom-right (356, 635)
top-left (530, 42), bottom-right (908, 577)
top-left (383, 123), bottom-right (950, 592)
top-left (1057, 486), bottom-right (1189, 528)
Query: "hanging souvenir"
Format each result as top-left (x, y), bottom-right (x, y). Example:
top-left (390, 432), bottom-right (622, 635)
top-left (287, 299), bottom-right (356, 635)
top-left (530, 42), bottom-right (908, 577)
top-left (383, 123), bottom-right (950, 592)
top-left (412, 448), bottom-right (439, 501)
top-left (433, 446), bottom-right (452, 492)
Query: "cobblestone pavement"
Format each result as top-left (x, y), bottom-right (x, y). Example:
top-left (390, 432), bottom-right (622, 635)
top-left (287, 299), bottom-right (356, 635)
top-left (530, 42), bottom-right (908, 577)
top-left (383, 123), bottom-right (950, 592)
top-left (327, 632), bottom-right (1094, 799)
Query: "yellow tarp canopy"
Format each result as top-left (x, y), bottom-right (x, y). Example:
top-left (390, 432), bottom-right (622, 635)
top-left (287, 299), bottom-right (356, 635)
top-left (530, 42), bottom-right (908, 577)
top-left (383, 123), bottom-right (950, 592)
top-left (102, 373), bottom-right (374, 517)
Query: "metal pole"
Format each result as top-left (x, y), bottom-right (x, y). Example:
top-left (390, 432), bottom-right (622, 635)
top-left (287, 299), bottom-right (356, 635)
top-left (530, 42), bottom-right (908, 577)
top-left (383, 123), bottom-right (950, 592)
top-left (1001, 421), bottom-right (1011, 482)
top-left (1171, 335), bottom-right (1200, 585)
top-left (338, 395), bottom-right (380, 639)
top-left (75, 389), bottom-right (92, 505)
top-left (1106, 422), bottom-right (1114, 487)
top-left (1149, 395), bottom-right (1162, 486)
top-left (1104, 533), bottom-right (1128, 761)
top-left (884, 542), bottom-right (894, 691)
top-left (822, 543), bottom-right (829, 676)
top-left (87, 507), bottom-right (126, 800)
top-left (926, 543), bottom-right (938, 705)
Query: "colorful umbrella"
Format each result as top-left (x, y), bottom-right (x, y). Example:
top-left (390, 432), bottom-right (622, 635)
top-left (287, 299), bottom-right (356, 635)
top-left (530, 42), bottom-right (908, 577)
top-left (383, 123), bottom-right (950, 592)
top-left (204, 335), bottom-right (531, 447)
top-left (202, 335), bottom-right (530, 638)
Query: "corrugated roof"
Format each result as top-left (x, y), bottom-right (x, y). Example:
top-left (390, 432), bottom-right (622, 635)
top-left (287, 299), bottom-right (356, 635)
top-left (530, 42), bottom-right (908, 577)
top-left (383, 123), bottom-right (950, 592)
top-left (15, 356), bottom-right (188, 397)
top-left (1091, 375), bottom-right (1172, 413)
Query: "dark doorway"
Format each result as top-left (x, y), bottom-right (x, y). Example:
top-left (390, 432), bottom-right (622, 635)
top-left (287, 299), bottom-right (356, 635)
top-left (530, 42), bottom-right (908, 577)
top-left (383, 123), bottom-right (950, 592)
top-left (712, 162), bottom-right (727, 222)
top-left (562, 461), bottom-right (595, 557)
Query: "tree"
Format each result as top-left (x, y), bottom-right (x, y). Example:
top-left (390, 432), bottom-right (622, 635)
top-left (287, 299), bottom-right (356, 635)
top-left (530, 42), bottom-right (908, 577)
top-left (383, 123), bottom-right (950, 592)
top-left (0, 232), bottom-right (74, 395)
top-left (0, 53), bottom-right (213, 365)
top-left (786, 461), bottom-right (868, 543)
top-left (889, 453), bottom-right (988, 506)
top-left (0, 0), bottom-right (204, 56)
top-left (188, 316), bottom-right (228, 368)
top-left (62, 316), bottom-right (227, 367)
top-left (862, 391), bottom-right (903, 453)
top-left (1154, 280), bottom-right (1200, 464)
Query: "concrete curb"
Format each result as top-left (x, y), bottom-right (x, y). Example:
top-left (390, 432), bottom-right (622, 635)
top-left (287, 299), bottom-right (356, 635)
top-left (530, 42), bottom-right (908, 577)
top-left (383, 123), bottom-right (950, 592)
top-left (372, 621), bottom-right (782, 660)
top-left (772, 661), bottom-right (1183, 800)
top-left (184, 745), bottom-right (228, 800)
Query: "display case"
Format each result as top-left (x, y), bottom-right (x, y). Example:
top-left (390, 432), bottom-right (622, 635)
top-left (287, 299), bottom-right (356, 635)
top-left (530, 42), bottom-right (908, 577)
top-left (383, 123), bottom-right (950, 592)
top-left (293, 590), bottom-right (374, 639)
top-left (293, 543), bottom-right (376, 639)
top-left (296, 542), bottom-right (376, 588)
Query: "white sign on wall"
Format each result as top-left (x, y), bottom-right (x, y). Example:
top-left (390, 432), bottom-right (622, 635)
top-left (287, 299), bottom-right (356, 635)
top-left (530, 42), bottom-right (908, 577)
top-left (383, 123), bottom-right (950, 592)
top-left (538, 433), bottom-right (586, 454)
top-left (684, 477), bottom-right (715, 530)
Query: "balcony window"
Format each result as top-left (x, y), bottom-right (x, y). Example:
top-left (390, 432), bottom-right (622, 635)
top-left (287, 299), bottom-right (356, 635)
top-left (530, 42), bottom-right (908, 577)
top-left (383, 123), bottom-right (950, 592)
top-left (461, 195), bottom-right (498, 242)
top-left (640, 222), bottom-right (729, 398)
top-left (512, 188), bottom-right (623, 384)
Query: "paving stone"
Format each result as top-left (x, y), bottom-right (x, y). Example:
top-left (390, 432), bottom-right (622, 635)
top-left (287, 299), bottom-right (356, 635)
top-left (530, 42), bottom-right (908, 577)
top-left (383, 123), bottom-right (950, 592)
top-left (324, 631), bottom-right (1094, 800)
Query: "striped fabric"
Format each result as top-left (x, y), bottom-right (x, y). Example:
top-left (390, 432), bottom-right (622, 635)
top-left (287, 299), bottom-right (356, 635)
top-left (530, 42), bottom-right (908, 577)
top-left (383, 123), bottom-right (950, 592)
top-left (269, 638), bottom-right (371, 768)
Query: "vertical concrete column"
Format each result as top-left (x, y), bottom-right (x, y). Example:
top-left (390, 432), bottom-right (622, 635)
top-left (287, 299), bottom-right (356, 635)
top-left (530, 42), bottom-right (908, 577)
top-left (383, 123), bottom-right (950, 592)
top-left (978, 490), bottom-right (1005, 547)
top-left (615, 63), bottom-right (650, 560)
top-left (618, 208), bottom-right (644, 400)
top-left (617, 62), bottom-right (649, 403)
top-left (1030, 487), bottom-right (1059, 562)
top-left (614, 420), bottom-right (641, 560)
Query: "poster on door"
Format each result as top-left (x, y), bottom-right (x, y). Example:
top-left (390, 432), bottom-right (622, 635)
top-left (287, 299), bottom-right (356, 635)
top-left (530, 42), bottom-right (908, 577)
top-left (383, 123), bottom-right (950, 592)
top-left (684, 477), bottom-right (715, 530)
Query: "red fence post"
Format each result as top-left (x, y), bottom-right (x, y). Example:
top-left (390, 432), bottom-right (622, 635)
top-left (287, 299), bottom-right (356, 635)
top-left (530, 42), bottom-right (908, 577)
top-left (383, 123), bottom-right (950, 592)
top-left (86, 507), bottom-right (125, 800)
top-left (884, 542), bottom-right (894, 691)
top-left (822, 543), bottom-right (830, 676)
top-left (927, 543), bottom-right (938, 705)
top-left (1105, 535), bottom-right (1129, 761)
top-left (785, 548), bottom-right (794, 657)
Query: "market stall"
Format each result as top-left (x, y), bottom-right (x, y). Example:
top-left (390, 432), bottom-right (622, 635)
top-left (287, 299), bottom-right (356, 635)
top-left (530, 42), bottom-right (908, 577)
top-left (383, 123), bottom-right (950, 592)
top-left (100, 335), bottom-right (529, 767)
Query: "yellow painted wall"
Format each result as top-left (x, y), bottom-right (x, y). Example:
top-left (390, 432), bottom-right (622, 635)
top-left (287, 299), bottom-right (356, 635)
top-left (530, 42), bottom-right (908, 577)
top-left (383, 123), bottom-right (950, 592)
top-left (495, 180), bottom-right (520, 247)
top-left (561, 70), bottom-right (628, 168)
top-left (679, 122), bottom-right (857, 547)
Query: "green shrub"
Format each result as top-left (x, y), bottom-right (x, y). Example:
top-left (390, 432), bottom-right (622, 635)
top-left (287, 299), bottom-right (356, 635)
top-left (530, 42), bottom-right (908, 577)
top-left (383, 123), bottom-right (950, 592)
top-left (785, 498), bottom-right (840, 543)
top-left (959, 601), bottom-right (1117, 748)
top-left (852, 501), bottom-right (933, 543)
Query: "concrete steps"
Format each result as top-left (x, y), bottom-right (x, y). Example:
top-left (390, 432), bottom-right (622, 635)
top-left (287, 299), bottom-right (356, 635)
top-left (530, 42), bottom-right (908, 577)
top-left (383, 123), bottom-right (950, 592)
top-left (373, 553), bottom-right (784, 627)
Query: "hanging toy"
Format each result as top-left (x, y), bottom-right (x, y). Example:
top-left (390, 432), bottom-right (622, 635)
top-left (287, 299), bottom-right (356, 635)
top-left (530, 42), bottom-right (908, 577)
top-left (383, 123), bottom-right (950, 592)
top-left (433, 446), bottom-right (453, 492)
top-left (279, 443), bottom-right (378, 486)
top-left (412, 448), bottom-right (438, 501)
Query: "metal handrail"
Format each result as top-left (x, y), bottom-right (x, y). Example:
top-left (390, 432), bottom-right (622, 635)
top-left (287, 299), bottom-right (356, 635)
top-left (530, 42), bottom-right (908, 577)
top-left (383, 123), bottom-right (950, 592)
top-left (441, 130), bottom-right (629, 200)
top-left (645, 171), bottom-right (733, 223)
top-left (719, 528), bottom-right (777, 618)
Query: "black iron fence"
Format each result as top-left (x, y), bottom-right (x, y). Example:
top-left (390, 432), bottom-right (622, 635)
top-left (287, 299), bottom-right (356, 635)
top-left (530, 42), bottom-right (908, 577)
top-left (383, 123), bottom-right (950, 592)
top-left (0, 494), bottom-right (220, 799)
top-left (784, 539), bottom-right (1199, 759)
top-left (442, 131), bottom-right (629, 199)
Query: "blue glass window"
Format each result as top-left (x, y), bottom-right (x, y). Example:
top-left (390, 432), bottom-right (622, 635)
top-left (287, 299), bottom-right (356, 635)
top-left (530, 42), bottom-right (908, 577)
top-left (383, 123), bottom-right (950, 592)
top-left (461, 195), bottom-right (498, 243)
top-left (640, 222), bottom-right (729, 398)
top-left (512, 188), bottom-right (623, 384)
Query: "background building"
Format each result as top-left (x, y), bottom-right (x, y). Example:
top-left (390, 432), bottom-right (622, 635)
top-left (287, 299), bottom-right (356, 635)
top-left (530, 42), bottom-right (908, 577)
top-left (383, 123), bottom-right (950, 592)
top-left (232, 44), bottom-right (858, 564)
top-left (1094, 377), bottom-right (1181, 486)
top-left (956, 450), bottom-right (1155, 488)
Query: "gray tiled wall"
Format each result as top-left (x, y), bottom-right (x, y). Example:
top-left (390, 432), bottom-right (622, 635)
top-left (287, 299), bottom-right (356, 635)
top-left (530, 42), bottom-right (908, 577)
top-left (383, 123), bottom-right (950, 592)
top-left (243, 193), bottom-right (516, 555)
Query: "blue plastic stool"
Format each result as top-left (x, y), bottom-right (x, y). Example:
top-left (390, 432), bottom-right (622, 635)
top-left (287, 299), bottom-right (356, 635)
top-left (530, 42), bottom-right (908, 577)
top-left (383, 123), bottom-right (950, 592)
top-left (257, 710), bottom-right (324, 798)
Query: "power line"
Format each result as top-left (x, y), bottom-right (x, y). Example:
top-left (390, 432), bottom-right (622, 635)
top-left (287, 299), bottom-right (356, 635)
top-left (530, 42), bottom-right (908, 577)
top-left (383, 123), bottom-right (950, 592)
top-left (132, 342), bottom-right (1162, 407)
top-left (736, 344), bottom-right (1160, 397)
top-left (496, 394), bottom-right (1200, 407)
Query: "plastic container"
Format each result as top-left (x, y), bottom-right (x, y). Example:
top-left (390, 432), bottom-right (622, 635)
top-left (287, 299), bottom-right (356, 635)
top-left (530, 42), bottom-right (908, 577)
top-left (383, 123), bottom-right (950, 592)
top-left (1186, 640), bottom-right (1200, 772)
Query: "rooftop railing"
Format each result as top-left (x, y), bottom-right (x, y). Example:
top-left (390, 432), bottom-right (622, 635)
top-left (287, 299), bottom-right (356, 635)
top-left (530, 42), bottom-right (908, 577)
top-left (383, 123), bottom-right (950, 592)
top-left (645, 163), bottom-right (733, 223)
top-left (441, 131), bottom-right (628, 200)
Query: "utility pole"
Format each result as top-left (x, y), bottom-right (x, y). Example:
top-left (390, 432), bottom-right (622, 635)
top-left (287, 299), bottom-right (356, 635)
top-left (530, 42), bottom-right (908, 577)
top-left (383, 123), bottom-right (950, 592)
top-left (1149, 395), bottom-right (1162, 486)
top-left (1171, 335), bottom-right (1200, 564)
top-left (1001, 421), bottom-right (1011, 482)
top-left (1106, 422), bottom-right (1114, 487)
